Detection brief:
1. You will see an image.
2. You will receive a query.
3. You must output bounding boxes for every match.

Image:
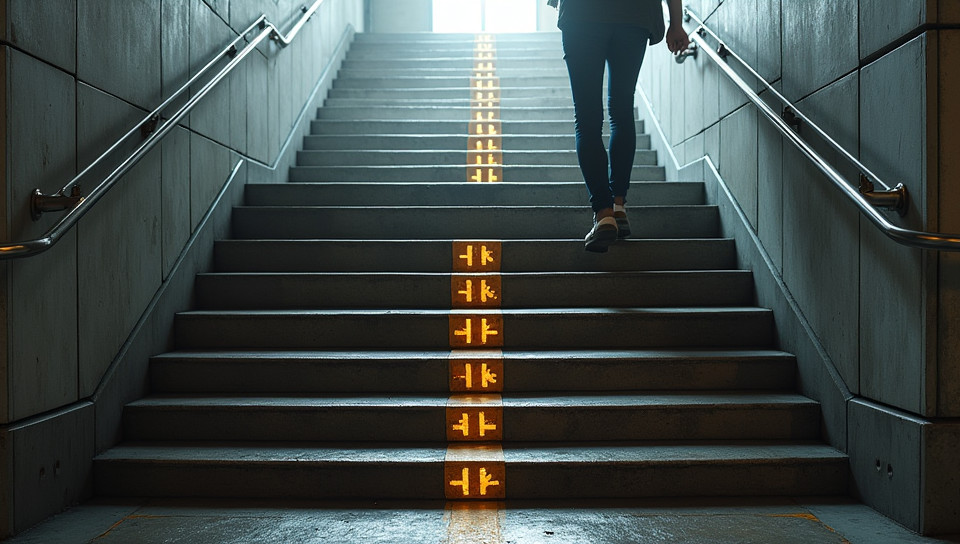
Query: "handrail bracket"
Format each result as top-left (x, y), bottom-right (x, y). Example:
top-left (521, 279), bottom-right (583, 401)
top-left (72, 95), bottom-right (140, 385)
top-left (31, 186), bottom-right (84, 221)
top-left (859, 174), bottom-right (908, 217)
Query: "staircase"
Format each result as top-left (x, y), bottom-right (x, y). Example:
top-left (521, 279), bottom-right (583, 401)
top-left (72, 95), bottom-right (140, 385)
top-left (94, 32), bottom-right (848, 501)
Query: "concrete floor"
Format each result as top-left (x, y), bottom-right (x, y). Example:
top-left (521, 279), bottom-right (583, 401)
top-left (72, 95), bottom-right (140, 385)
top-left (5, 498), bottom-right (959, 544)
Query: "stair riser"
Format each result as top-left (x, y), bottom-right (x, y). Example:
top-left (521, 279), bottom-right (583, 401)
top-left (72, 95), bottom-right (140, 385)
top-left (230, 206), bottom-right (715, 240)
top-left (244, 182), bottom-right (691, 207)
top-left (338, 69), bottom-right (568, 79)
top-left (345, 50), bottom-right (562, 61)
top-left (212, 240), bottom-right (739, 273)
top-left (333, 77), bottom-right (570, 89)
top-left (241, 181), bottom-right (683, 205)
top-left (327, 87), bottom-right (575, 99)
top-left (287, 165), bottom-right (666, 183)
top-left (149, 353), bottom-right (797, 394)
top-left (301, 134), bottom-right (652, 151)
top-left (294, 150), bottom-right (656, 167)
top-left (194, 272), bottom-right (754, 310)
top-left (353, 33), bottom-right (561, 42)
top-left (123, 404), bottom-right (820, 442)
top-left (316, 107), bottom-right (578, 121)
top-left (309, 120), bottom-right (638, 135)
top-left (325, 97), bottom-right (574, 108)
top-left (174, 310), bottom-right (774, 350)
top-left (341, 59), bottom-right (566, 70)
top-left (93, 459), bottom-right (848, 499)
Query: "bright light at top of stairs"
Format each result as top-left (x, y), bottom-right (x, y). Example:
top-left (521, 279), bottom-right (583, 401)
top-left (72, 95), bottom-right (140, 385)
top-left (432, 0), bottom-right (538, 33)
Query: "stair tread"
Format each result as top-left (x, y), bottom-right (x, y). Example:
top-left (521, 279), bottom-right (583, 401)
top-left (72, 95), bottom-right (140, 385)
top-left (197, 270), bottom-right (749, 278)
top-left (179, 307), bottom-right (770, 315)
top-left (96, 441), bottom-right (847, 464)
top-left (129, 392), bottom-right (818, 408)
top-left (153, 349), bottom-right (796, 360)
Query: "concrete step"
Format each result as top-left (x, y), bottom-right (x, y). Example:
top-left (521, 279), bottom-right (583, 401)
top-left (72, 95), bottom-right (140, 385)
top-left (229, 205), bottom-right (715, 240)
top-left (194, 271), bottom-right (754, 310)
top-left (148, 349), bottom-right (798, 394)
top-left (345, 49), bottom-right (561, 61)
top-left (326, 86), bottom-right (575, 99)
top-left (333, 76), bottom-right (570, 89)
top-left (309, 119), bottom-right (637, 135)
top-left (324, 96), bottom-right (574, 108)
top-left (243, 182), bottom-right (697, 207)
top-left (173, 307), bottom-right (775, 350)
top-left (315, 105), bottom-right (578, 121)
top-left (122, 392), bottom-right (820, 442)
top-left (337, 68), bottom-right (568, 79)
top-left (287, 165), bottom-right (665, 182)
top-left (293, 149), bottom-right (656, 167)
top-left (352, 32), bottom-right (562, 43)
top-left (212, 239), bottom-right (740, 273)
top-left (339, 58), bottom-right (567, 70)
top-left (93, 441), bottom-right (848, 499)
top-left (301, 134), bottom-right (652, 151)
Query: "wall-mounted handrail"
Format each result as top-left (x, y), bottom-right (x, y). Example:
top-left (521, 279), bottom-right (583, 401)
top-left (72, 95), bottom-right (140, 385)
top-left (677, 6), bottom-right (960, 251)
top-left (0, 1), bottom-right (325, 260)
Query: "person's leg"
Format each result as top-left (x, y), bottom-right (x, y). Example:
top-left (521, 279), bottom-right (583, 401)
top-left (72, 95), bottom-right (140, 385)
top-left (605, 26), bottom-right (650, 204)
top-left (562, 24), bottom-right (613, 215)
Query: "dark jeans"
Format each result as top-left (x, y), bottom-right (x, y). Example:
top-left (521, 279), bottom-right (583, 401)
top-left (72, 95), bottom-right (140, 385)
top-left (561, 23), bottom-right (650, 212)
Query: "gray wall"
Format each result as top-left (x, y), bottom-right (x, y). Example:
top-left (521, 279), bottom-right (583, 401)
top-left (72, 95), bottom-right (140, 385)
top-left (0, 0), bottom-right (362, 535)
top-left (638, 0), bottom-right (959, 534)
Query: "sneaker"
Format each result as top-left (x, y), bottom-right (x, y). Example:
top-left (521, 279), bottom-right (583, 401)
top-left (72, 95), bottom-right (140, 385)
top-left (613, 203), bottom-right (631, 238)
top-left (584, 215), bottom-right (619, 253)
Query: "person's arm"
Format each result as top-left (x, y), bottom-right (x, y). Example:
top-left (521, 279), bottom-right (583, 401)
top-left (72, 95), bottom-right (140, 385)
top-left (665, 0), bottom-right (691, 54)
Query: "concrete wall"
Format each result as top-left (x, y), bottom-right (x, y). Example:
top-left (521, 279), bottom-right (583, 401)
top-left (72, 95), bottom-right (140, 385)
top-left (638, 0), bottom-right (959, 534)
top-left (0, 0), bottom-right (362, 535)
top-left (368, 0), bottom-right (432, 32)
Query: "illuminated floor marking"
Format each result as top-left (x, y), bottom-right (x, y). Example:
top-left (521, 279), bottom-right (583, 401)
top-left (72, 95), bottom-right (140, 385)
top-left (469, 34), bottom-right (501, 182)
top-left (451, 274), bottom-right (501, 308)
top-left (449, 313), bottom-right (504, 348)
top-left (444, 443), bottom-right (507, 499)
top-left (449, 350), bottom-right (504, 392)
top-left (448, 43), bottom-right (507, 515)
top-left (452, 241), bottom-right (501, 272)
top-left (446, 394), bottom-right (504, 441)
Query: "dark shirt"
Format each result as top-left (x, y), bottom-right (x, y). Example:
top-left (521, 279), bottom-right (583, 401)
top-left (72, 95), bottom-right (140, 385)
top-left (557, 0), bottom-right (666, 44)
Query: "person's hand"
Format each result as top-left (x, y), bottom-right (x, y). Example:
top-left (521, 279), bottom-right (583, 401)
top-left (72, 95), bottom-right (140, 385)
top-left (666, 23), bottom-right (690, 54)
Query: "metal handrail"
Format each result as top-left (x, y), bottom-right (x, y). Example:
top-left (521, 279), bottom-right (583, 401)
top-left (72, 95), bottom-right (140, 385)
top-left (0, 1), bottom-right (325, 259)
top-left (676, 6), bottom-right (960, 251)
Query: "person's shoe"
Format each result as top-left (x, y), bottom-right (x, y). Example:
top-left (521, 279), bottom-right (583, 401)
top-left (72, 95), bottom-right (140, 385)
top-left (613, 203), bottom-right (631, 238)
top-left (584, 215), bottom-right (619, 253)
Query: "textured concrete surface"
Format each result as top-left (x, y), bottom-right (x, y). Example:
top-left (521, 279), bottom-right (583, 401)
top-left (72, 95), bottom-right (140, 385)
top-left (858, 34), bottom-right (930, 415)
top-left (860, 0), bottom-right (927, 59)
top-left (756, 87), bottom-right (783, 273)
top-left (719, 104), bottom-right (758, 229)
top-left (7, 498), bottom-right (959, 544)
top-left (1, 0), bottom-right (363, 536)
top-left (781, 72), bottom-right (860, 393)
top-left (75, 83), bottom-right (162, 398)
top-left (848, 399), bottom-right (924, 531)
top-left (368, 0), bottom-right (432, 33)
top-left (78, 0), bottom-right (161, 110)
top-left (782, 0), bottom-right (858, 100)
top-left (11, 404), bottom-right (95, 533)
top-left (1, 0), bottom-right (76, 71)
top-left (922, 422), bottom-right (960, 534)
top-left (639, 1), bottom-right (959, 531)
